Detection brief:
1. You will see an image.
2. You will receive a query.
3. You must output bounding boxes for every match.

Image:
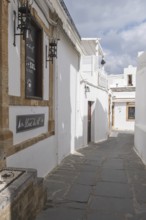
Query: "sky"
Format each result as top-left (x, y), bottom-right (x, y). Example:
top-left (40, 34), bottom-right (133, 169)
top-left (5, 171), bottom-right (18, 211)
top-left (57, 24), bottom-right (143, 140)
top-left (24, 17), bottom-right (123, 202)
top-left (63, 0), bottom-right (146, 74)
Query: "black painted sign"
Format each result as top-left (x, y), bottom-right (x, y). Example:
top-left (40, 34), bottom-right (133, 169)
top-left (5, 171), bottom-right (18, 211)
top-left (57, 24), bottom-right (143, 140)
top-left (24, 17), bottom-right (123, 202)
top-left (25, 22), bottom-right (37, 97)
top-left (16, 114), bottom-right (45, 133)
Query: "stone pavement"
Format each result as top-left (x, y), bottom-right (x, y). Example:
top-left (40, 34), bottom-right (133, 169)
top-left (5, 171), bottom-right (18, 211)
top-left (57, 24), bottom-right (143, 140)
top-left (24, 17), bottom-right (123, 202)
top-left (36, 132), bottom-right (146, 220)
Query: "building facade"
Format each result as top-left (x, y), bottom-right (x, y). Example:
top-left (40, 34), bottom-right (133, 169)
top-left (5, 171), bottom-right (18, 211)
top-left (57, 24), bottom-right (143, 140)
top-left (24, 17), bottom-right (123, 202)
top-left (0, 0), bottom-right (108, 177)
top-left (0, 1), bottom-right (108, 218)
top-left (108, 65), bottom-right (136, 131)
top-left (134, 52), bottom-right (146, 165)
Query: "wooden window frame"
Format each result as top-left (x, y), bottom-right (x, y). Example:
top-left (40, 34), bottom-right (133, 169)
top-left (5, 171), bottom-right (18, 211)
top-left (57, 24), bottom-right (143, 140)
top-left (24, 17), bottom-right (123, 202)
top-left (127, 74), bottom-right (133, 86)
top-left (126, 102), bottom-right (135, 121)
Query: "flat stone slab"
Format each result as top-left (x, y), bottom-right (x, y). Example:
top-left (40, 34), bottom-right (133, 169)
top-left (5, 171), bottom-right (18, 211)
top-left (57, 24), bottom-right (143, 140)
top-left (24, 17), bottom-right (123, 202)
top-left (84, 158), bottom-right (103, 166)
top-left (133, 183), bottom-right (146, 202)
top-left (131, 213), bottom-right (146, 220)
top-left (101, 169), bottom-right (127, 183)
top-left (45, 181), bottom-right (68, 200)
top-left (36, 207), bottom-right (84, 220)
top-left (76, 164), bottom-right (99, 172)
top-left (93, 182), bottom-right (132, 198)
top-left (127, 170), bottom-right (146, 183)
top-left (103, 159), bottom-right (124, 170)
top-left (87, 212), bottom-right (126, 220)
top-left (89, 196), bottom-right (134, 214)
top-left (66, 184), bottom-right (92, 202)
top-left (60, 201), bottom-right (87, 210)
top-left (75, 172), bottom-right (97, 186)
top-left (0, 169), bottom-right (24, 192)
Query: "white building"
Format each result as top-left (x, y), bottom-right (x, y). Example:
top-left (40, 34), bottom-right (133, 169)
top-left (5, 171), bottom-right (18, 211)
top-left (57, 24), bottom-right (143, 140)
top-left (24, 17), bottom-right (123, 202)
top-left (78, 38), bottom-right (108, 146)
top-left (134, 52), bottom-right (146, 164)
top-left (108, 65), bottom-right (136, 131)
top-left (4, 0), bottom-right (108, 178)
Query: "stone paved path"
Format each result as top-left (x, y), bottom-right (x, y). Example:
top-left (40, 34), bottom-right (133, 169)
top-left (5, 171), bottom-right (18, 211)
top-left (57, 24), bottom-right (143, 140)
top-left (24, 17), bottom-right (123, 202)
top-left (36, 132), bottom-right (146, 220)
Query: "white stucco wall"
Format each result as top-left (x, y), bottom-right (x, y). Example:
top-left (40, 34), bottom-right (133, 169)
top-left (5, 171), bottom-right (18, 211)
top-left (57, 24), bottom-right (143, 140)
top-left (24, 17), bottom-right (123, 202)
top-left (108, 65), bottom-right (136, 88)
top-left (113, 91), bottom-right (135, 99)
top-left (108, 75), bottom-right (124, 88)
top-left (134, 52), bottom-right (146, 164)
top-left (7, 135), bottom-right (57, 177)
top-left (74, 76), bottom-right (85, 149)
top-left (94, 89), bottom-right (108, 142)
top-left (76, 51), bottom-right (108, 146)
top-left (114, 102), bottom-right (135, 130)
top-left (8, 2), bottom-right (21, 96)
top-left (108, 65), bottom-right (136, 132)
top-left (56, 30), bottom-right (79, 163)
top-left (124, 65), bottom-right (136, 87)
top-left (75, 85), bottom-right (108, 149)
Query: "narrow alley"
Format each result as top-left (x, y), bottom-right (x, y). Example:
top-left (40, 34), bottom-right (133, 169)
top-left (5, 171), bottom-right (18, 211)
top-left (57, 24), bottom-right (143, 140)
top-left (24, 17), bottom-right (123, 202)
top-left (36, 132), bottom-right (146, 220)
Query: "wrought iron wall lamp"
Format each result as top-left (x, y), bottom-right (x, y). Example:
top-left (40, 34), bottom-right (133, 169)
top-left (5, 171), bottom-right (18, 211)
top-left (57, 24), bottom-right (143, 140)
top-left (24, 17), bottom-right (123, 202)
top-left (13, 0), bottom-right (34, 46)
top-left (46, 38), bottom-right (59, 67)
top-left (101, 57), bottom-right (106, 65)
top-left (85, 85), bottom-right (90, 93)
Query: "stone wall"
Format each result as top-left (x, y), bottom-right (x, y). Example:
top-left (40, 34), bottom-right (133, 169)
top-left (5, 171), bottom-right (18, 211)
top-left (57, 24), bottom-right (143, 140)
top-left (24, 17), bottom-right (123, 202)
top-left (0, 168), bottom-right (46, 220)
top-left (0, 0), bottom-right (13, 170)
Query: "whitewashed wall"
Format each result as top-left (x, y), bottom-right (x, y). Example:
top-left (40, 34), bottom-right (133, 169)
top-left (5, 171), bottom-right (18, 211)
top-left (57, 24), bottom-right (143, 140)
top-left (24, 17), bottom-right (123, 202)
top-left (108, 65), bottom-right (136, 88)
top-left (108, 76), bottom-right (124, 88)
top-left (134, 52), bottom-right (146, 164)
top-left (56, 30), bottom-right (79, 163)
top-left (124, 65), bottom-right (136, 87)
top-left (74, 75), bottom-right (85, 149)
top-left (94, 89), bottom-right (108, 142)
top-left (114, 102), bottom-right (135, 130)
top-left (75, 54), bottom-right (108, 149)
top-left (108, 65), bottom-right (136, 131)
top-left (8, 2), bottom-right (21, 96)
top-left (75, 85), bottom-right (108, 149)
top-left (113, 91), bottom-right (135, 99)
top-left (7, 136), bottom-right (57, 177)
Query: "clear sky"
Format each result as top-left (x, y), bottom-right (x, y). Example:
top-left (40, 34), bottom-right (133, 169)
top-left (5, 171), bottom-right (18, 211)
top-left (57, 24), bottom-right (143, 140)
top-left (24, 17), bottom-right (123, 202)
top-left (63, 0), bottom-right (146, 74)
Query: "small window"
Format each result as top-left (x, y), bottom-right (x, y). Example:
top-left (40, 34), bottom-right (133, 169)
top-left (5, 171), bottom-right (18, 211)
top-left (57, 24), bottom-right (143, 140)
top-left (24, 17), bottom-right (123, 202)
top-left (127, 74), bottom-right (133, 86)
top-left (25, 20), bottom-right (43, 99)
top-left (126, 103), bottom-right (135, 120)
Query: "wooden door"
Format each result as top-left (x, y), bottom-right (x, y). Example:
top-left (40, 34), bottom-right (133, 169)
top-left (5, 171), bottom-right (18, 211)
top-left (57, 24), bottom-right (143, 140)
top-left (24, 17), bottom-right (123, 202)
top-left (112, 104), bottom-right (114, 127)
top-left (88, 101), bottom-right (92, 143)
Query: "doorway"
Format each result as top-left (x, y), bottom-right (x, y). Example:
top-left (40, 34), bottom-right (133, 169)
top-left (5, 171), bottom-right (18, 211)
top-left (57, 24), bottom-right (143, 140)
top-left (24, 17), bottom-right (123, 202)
top-left (112, 104), bottom-right (114, 128)
top-left (88, 101), bottom-right (93, 143)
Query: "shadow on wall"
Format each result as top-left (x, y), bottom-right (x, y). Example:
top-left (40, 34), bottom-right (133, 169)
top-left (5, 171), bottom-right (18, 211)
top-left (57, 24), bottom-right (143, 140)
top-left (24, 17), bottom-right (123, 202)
top-left (74, 94), bottom-right (108, 151)
top-left (57, 59), bottom-right (72, 163)
top-left (75, 115), bottom-right (88, 151)
top-left (57, 33), bottom-right (80, 163)
top-left (94, 97), bottom-right (108, 142)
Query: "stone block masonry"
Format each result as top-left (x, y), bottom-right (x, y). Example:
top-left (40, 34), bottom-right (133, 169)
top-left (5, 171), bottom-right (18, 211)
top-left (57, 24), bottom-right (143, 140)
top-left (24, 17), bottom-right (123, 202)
top-left (0, 168), bottom-right (46, 220)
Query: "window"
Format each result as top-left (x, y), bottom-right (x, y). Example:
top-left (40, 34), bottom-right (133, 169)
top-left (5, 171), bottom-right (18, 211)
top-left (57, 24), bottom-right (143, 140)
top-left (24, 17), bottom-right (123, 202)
top-left (25, 20), bottom-right (43, 99)
top-left (127, 74), bottom-right (133, 86)
top-left (126, 103), bottom-right (135, 120)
